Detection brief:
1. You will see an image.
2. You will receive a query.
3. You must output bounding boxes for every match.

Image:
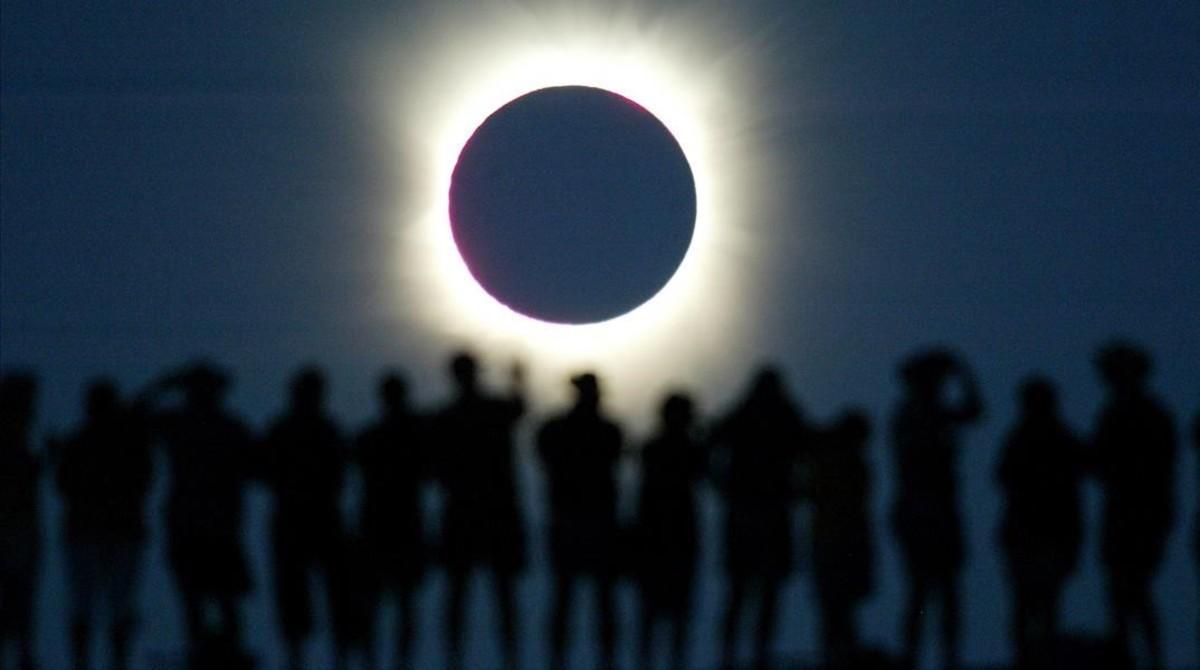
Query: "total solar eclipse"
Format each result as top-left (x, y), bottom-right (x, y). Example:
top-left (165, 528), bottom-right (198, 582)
top-left (449, 85), bottom-right (696, 324)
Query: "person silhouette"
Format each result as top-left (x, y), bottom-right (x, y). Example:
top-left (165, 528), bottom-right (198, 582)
top-left (996, 377), bottom-right (1085, 668)
top-left (1193, 411), bottom-right (1199, 656)
top-left (711, 366), bottom-right (808, 670)
top-left (430, 352), bottom-right (526, 670)
top-left (352, 371), bottom-right (428, 669)
top-left (145, 362), bottom-right (255, 668)
top-left (890, 349), bottom-right (982, 670)
top-left (537, 372), bottom-right (624, 670)
top-left (1091, 342), bottom-right (1177, 669)
top-left (631, 392), bottom-right (705, 670)
top-left (55, 379), bottom-right (154, 670)
top-left (260, 367), bottom-right (348, 670)
top-left (808, 409), bottom-right (875, 669)
top-left (1, 373), bottom-right (40, 670)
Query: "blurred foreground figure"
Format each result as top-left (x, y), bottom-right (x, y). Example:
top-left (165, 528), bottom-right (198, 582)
top-left (891, 349), bottom-right (982, 670)
top-left (261, 367), bottom-right (348, 670)
top-left (809, 410), bottom-right (875, 669)
top-left (1092, 342), bottom-right (1176, 669)
top-left (712, 367), bottom-right (807, 670)
top-left (352, 371), bottom-right (428, 670)
top-left (997, 377), bottom-right (1084, 668)
top-left (537, 373), bottom-right (623, 670)
top-left (148, 362), bottom-right (254, 668)
top-left (56, 379), bottom-right (154, 670)
top-left (432, 352), bottom-right (526, 670)
top-left (1193, 412), bottom-right (1199, 656)
top-left (0, 373), bottom-right (39, 670)
top-left (631, 393), bottom-right (705, 670)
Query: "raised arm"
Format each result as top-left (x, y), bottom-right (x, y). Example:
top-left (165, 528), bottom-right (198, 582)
top-left (950, 360), bottom-right (984, 423)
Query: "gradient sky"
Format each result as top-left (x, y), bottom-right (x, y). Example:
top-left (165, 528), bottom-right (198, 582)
top-left (2, 2), bottom-right (1198, 668)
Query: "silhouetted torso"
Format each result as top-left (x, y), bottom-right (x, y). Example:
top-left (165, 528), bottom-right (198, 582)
top-left (809, 414), bottom-right (873, 602)
top-left (892, 396), bottom-right (968, 569)
top-left (998, 406), bottom-right (1084, 578)
top-left (0, 374), bottom-right (39, 670)
top-left (809, 411), bottom-right (874, 668)
top-left (0, 422), bottom-right (39, 550)
top-left (891, 371), bottom-right (981, 582)
top-left (356, 408), bottom-right (426, 573)
top-left (537, 405), bottom-right (622, 572)
top-left (997, 378), bottom-right (1085, 667)
top-left (262, 409), bottom-right (346, 532)
top-left (0, 395), bottom-right (39, 555)
top-left (713, 381), bottom-right (805, 578)
top-left (1089, 342), bottom-right (1177, 669)
top-left (0, 424), bottom-right (39, 564)
top-left (57, 408), bottom-right (153, 546)
top-left (156, 405), bottom-right (254, 594)
top-left (1093, 390), bottom-right (1177, 575)
top-left (1194, 412), bottom-right (1200, 564)
top-left (634, 419), bottom-right (705, 575)
top-left (433, 388), bottom-right (525, 569)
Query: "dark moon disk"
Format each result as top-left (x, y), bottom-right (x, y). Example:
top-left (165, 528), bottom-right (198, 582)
top-left (449, 85), bottom-right (696, 324)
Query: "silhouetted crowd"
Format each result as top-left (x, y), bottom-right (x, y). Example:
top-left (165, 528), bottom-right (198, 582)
top-left (1, 341), bottom-right (1196, 670)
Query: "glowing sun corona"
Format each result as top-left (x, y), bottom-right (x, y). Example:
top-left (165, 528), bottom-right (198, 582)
top-left (376, 3), bottom-right (774, 384)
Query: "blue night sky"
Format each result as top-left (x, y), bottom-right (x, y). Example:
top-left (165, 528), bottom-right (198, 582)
top-left (2, 2), bottom-right (1198, 668)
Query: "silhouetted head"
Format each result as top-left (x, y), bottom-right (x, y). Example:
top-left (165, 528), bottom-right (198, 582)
top-left (178, 360), bottom-right (229, 410)
top-left (900, 349), bottom-right (956, 398)
top-left (86, 378), bottom-right (120, 422)
top-left (748, 365), bottom-right (784, 404)
top-left (0, 372), bottom-right (37, 445)
top-left (449, 351), bottom-right (478, 394)
top-left (1095, 340), bottom-right (1151, 391)
top-left (834, 409), bottom-right (871, 447)
top-left (1018, 376), bottom-right (1058, 418)
top-left (289, 367), bottom-right (326, 414)
top-left (660, 392), bottom-right (694, 430)
top-left (378, 371), bottom-right (408, 413)
top-left (570, 372), bottom-right (601, 412)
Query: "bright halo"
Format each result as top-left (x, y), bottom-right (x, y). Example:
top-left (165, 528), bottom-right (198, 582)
top-left (371, 2), bottom-right (779, 391)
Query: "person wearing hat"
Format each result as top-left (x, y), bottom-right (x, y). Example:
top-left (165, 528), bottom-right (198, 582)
top-left (1091, 341), bottom-right (1177, 669)
top-left (890, 348), bottom-right (982, 670)
top-left (537, 371), bottom-right (624, 670)
top-left (430, 351), bottom-right (526, 670)
top-left (145, 361), bottom-right (255, 667)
